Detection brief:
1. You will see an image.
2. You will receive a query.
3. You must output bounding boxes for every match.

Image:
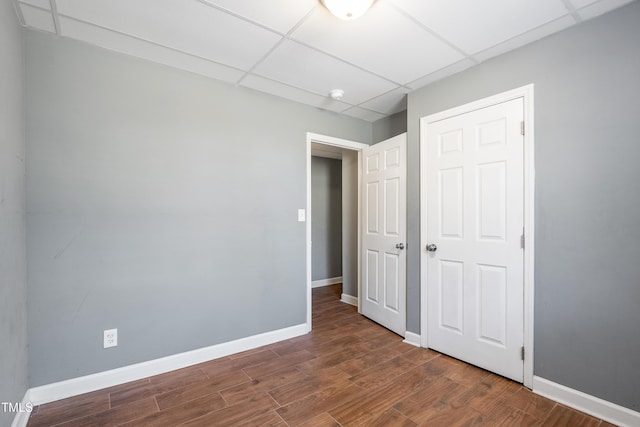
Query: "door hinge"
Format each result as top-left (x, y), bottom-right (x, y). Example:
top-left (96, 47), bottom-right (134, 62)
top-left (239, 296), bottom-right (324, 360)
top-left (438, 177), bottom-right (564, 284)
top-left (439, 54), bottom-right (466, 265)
top-left (521, 346), bottom-right (525, 361)
top-left (520, 121), bottom-right (525, 136)
top-left (520, 232), bottom-right (525, 249)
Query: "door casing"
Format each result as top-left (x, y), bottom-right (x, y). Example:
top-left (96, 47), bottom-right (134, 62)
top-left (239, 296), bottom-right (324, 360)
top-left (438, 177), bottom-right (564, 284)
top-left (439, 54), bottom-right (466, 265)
top-left (419, 84), bottom-right (535, 388)
top-left (305, 133), bottom-right (368, 330)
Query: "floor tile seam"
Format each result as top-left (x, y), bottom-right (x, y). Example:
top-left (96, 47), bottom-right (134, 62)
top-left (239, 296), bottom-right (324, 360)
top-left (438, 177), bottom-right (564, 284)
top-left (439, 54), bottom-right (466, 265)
top-left (30, 407), bottom-right (107, 427)
top-left (294, 376), bottom-right (357, 403)
top-left (347, 356), bottom-right (422, 387)
top-left (154, 386), bottom-right (230, 413)
top-left (498, 394), bottom-right (552, 421)
top-left (34, 392), bottom-right (110, 415)
top-left (275, 378), bottom-right (367, 412)
top-left (537, 401), bottom-right (558, 425)
top-left (147, 367), bottom-right (206, 385)
top-left (219, 367), bottom-right (309, 404)
top-left (224, 349), bottom-right (283, 373)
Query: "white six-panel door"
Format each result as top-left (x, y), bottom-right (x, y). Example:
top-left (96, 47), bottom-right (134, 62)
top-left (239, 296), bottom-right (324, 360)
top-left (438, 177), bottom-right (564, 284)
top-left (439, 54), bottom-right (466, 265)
top-left (424, 98), bottom-right (525, 382)
top-left (361, 134), bottom-right (407, 336)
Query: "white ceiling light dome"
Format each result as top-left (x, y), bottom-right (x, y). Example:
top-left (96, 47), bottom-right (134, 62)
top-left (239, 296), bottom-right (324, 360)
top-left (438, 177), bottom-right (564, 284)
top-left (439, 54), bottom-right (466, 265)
top-left (321, 0), bottom-right (376, 20)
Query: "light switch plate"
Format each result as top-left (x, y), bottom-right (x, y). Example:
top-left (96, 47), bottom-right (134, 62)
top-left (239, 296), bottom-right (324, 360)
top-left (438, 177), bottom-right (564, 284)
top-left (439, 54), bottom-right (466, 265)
top-left (298, 209), bottom-right (306, 222)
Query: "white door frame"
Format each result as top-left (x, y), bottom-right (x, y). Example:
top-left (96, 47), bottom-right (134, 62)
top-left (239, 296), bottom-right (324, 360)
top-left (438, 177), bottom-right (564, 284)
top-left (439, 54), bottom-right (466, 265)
top-left (419, 84), bottom-right (535, 388)
top-left (305, 132), bottom-right (369, 331)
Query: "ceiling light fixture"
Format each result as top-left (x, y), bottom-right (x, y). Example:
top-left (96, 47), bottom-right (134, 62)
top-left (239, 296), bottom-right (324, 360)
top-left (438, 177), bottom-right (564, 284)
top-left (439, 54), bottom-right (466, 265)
top-left (321, 0), bottom-right (375, 20)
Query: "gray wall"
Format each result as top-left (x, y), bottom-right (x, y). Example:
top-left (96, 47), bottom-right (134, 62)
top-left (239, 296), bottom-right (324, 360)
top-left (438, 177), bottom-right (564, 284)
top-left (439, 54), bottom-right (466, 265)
top-left (407, 2), bottom-right (640, 411)
top-left (26, 31), bottom-right (371, 386)
top-left (311, 157), bottom-right (342, 281)
top-left (341, 150), bottom-right (358, 298)
top-left (372, 110), bottom-right (407, 143)
top-left (0, 2), bottom-right (28, 426)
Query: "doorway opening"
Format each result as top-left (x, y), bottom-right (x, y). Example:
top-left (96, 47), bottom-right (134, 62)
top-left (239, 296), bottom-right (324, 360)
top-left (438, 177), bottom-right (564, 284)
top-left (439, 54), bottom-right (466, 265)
top-left (305, 133), bottom-right (368, 330)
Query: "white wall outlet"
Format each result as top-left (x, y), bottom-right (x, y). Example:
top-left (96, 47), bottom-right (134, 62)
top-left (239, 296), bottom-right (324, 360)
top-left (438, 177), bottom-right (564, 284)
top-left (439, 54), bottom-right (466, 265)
top-left (104, 328), bottom-right (117, 348)
top-left (298, 209), bottom-right (306, 222)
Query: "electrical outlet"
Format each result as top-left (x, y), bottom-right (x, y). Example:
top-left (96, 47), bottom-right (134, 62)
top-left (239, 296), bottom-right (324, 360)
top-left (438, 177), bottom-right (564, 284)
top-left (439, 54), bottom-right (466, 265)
top-left (104, 328), bottom-right (117, 348)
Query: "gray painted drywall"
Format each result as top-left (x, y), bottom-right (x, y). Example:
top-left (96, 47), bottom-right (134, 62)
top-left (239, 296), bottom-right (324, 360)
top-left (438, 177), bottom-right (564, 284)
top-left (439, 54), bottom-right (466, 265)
top-left (408, 2), bottom-right (640, 411)
top-left (372, 110), bottom-right (407, 143)
top-left (311, 157), bottom-right (342, 281)
top-left (0, 3), bottom-right (28, 426)
top-left (25, 31), bottom-right (371, 386)
top-left (341, 150), bottom-right (358, 298)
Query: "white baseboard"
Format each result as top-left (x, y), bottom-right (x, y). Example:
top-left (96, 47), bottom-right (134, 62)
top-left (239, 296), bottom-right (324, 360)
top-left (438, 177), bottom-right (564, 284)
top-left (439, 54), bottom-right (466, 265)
top-left (10, 389), bottom-right (32, 427)
top-left (403, 331), bottom-right (421, 347)
top-left (533, 376), bottom-right (640, 427)
top-left (312, 276), bottom-right (343, 288)
top-left (28, 323), bottom-right (308, 406)
top-left (340, 293), bottom-right (358, 306)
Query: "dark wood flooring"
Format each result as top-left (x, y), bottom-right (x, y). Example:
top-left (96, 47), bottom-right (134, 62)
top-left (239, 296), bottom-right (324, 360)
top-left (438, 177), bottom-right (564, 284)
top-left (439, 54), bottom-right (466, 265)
top-left (27, 284), bottom-right (614, 426)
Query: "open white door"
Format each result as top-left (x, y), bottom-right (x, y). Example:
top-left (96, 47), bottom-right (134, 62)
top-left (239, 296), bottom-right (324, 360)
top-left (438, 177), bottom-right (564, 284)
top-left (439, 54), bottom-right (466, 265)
top-left (361, 133), bottom-right (407, 335)
top-left (423, 98), bottom-right (525, 382)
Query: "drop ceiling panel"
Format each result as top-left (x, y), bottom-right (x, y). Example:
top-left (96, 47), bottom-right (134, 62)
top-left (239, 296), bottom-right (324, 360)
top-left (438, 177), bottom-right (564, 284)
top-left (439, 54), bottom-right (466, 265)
top-left (253, 40), bottom-right (398, 105)
top-left (341, 106), bottom-right (386, 122)
top-left (56, 0), bottom-right (282, 70)
top-left (201, 0), bottom-right (317, 34)
top-left (19, 3), bottom-right (55, 32)
top-left (292, 2), bottom-right (465, 84)
top-left (577, 0), bottom-right (635, 19)
top-left (359, 88), bottom-right (408, 115)
top-left (240, 74), bottom-right (350, 113)
top-left (473, 15), bottom-right (575, 63)
top-left (406, 58), bottom-right (476, 90)
top-left (12, 0), bottom-right (635, 122)
top-left (60, 17), bottom-right (244, 84)
top-left (391, 0), bottom-right (570, 54)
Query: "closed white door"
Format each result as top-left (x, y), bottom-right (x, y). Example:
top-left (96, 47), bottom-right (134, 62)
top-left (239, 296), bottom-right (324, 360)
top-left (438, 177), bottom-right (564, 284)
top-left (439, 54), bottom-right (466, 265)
top-left (361, 134), bottom-right (407, 336)
top-left (424, 98), bottom-right (525, 381)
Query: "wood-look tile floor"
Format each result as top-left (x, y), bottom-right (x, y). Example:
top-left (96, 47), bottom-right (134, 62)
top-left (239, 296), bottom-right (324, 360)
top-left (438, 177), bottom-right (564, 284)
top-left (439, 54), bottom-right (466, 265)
top-left (28, 285), bottom-right (615, 426)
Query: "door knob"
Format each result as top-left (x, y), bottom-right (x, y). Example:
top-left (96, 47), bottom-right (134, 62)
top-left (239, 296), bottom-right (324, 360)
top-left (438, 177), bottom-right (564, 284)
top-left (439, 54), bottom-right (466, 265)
top-left (426, 244), bottom-right (437, 252)
top-left (395, 243), bottom-right (405, 250)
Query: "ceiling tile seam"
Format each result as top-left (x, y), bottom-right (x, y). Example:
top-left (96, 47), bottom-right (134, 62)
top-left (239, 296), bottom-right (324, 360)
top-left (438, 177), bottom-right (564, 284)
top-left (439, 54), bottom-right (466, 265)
top-left (16, 2), bottom-right (50, 13)
top-left (193, 0), bottom-right (304, 38)
top-left (289, 38), bottom-right (406, 87)
top-left (237, 68), bottom-right (398, 117)
top-left (17, 0), bottom-right (50, 11)
top-left (469, 13), bottom-right (577, 62)
top-left (560, 0), bottom-right (583, 23)
top-left (234, 38), bottom-right (287, 86)
top-left (341, 104), bottom-right (386, 117)
top-left (240, 70), bottom-right (358, 111)
top-left (404, 58), bottom-right (473, 88)
top-left (55, 14), bottom-right (249, 74)
top-left (49, 0), bottom-right (61, 35)
top-left (11, 0), bottom-right (26, 26)
top-left (387, 2), bottom-right (478, 66)
top-left (235, 6), bottom-right (320, 86)
top-left (351, 87), bottom-right (408, 112)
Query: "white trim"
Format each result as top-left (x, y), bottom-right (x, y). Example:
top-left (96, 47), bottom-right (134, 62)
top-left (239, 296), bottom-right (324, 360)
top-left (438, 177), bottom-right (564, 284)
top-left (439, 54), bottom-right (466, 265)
top-left (307, 133), bottom-right (369, 151)
top-left (10, 390), bottom-right (32, 427)
top-left (419, 85), bottom-right (535, 388)
top-left (533, 376), bottom-right (640, 427)
top-left (403, 331), bottom-right (421, 347)
top-left (306, 132), bottom-right (367, 329)
top-left (28, 323), bottom-right (307, 406)
top-left (312, 276), bottom-right (343, 288)
top-left (340, 293), bottom-right (358, 306)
